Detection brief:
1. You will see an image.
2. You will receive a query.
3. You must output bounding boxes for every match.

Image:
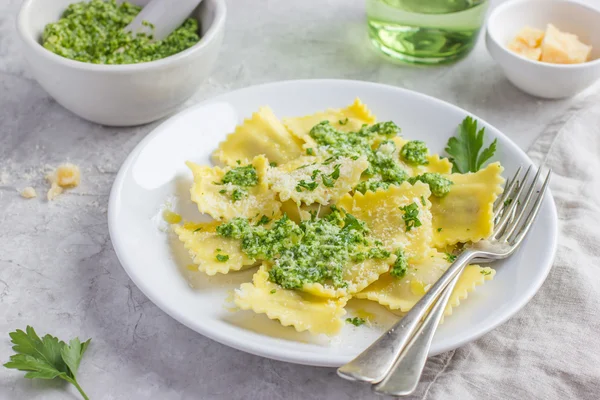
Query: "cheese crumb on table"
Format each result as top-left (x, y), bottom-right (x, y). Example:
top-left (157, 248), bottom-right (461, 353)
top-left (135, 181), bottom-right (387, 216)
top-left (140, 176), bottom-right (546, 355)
top-left (508, 24), bottom-right (592, 64)
top-left (20, 187), bottom-right (37, 199)
top-left (46, 163), bottom-right (81, 201)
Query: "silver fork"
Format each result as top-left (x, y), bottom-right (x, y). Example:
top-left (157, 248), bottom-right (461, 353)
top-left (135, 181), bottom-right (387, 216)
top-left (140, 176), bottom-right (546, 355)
top-left (337, 165), bottom-right (552, 387)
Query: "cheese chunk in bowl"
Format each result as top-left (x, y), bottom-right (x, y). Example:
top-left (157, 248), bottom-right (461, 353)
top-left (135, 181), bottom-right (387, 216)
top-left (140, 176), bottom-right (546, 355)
top-left (508, 24), bottom-right (592, 64)
top-left (486, 0), bottom-right (600, 99)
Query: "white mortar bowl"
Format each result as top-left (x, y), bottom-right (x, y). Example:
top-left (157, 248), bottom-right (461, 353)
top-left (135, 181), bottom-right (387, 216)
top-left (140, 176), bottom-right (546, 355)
top-left (17, 0), bottom-right (226, 126)
top-left (485, 0), bottom-right (600, 99)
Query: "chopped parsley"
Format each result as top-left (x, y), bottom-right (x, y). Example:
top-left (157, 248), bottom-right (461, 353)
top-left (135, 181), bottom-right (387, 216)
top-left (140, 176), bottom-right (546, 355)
top-left (256, 215), bottom-right (271, 226)
top-left (437, 228), bottom-right (442, 232)
top-left (445, 253), bottom-right (457, 262)
top-left (216, 210), bottom-right (389, 290)
top-left (420, 195), bottom-right (427, 206)
top-left (346, 317), bottom-right (366, 326)
top-left (481, 270), bottom-right (492, 276)
top-left (270, 289), bottom-right (277, 294)
top-left (193, 227), bottom-right (202, 232)
top-left (216, 254), bottom-right (229, 262)
top-left (401, 140), bottom-right (429, 165)
top-left (306, 148), bottom-right (315, 156)
top-left (390, 248), bottom-right (408, 278)
top-left (321, 164), bottom-right (341, 188)
top-left (339, 118), bottom-right (349, 125)
top-left (409, 173), bottom-right (453, 197)
top-left (296, 180), bottom-right (319, 192)
top-left (400, 202), bottom-right (422, 232)
top-left (269, 161), bottom-right (278, 167)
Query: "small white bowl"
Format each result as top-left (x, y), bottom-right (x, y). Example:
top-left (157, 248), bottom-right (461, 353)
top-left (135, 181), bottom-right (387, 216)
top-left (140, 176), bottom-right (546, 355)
top-left (17, 0), bottom-right (226, 126)
top-left (485, 0), bottom-right (600, 99)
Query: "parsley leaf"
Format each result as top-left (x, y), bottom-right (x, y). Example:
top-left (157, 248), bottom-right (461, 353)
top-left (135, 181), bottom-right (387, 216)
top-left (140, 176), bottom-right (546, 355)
top-left (3, 326), bottom-right (91, 400)
top-left (445, 253), bottom-right (457, 262)
top-left (256, 215), bottom-right (271, 226)
top-left (321, 164), bottom-right (341, 188)
top-left (445, 116), bottom-right (498, 173)
top-left (400, 202), bottom-right (422, 232)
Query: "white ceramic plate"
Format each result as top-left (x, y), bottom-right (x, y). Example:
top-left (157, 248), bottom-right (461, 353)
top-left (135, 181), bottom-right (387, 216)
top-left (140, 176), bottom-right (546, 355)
top-left (108, 80), bottom-right (558, 367)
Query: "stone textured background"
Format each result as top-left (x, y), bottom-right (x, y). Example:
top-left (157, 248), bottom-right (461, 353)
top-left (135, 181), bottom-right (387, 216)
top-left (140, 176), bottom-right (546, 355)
top-left (1, 0), bottom-right (598, 399)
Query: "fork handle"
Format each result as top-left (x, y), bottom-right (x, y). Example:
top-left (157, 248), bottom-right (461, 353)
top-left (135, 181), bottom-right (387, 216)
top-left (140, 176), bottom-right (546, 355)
top-left (373, 273), bottom-right (461, 396)
top-left (337, 250), bottom-right (477, 384)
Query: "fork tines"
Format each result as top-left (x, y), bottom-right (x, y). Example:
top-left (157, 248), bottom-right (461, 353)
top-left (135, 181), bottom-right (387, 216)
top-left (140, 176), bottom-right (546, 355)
top-left (493, 165), bottom-right (552, 246)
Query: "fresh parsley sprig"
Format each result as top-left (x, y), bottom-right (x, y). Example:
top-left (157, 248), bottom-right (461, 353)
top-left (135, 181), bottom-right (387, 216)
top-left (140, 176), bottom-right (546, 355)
top-left (445, 116), bottom-right (497, 173)
top-left (4, 326), bottom-right (91, 400)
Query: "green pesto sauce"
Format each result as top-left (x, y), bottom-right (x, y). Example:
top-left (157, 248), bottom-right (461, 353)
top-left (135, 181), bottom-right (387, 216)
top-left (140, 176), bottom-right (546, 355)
top-left (217, 165), bottom-right (259, 202)
top-left (309, 121), bottom-right (400, 158)
top-left (356, 140), bottom-right (409, 194)
top-left (408, 173), bottom-right (453, 197)
top-left (401, 140), bottom-right (429, 165)
top-left (309, 121), bottom-right (413, 195)
top-left (221, 165), bottom-right (258, 187)
top-left (42, 0), bottom-right (200, 64)
top-left (390, 248), bottom-right (408, 278)
top-left (216, 209), bottom-right (390, 290)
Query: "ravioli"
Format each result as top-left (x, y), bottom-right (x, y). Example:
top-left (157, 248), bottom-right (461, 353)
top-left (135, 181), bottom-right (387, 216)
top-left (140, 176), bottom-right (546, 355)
top-left (234, 265), bottom-right (348, 335)
top-left (337, 181), bottom-right (433, 258)
top-left (187, 155), bottom-right (281, 221)
top-left (269, 155), bottom-right (369, 205)
top-left (213, 107), bottom-right (304, 167)
top-left (389, 136), bottom-right (453, 176)
top-left (279, 200), bottom-right (331, 223)
top-left (301, 256), bottom-right (394, 298)
top-left (355, 250), bottom-right (495, 315)
top-left (283, 99), bottom-right (376, 148)
top-left (431, 162), bottom-right (504, 247)
top-left (174, 221), bottom-right (256, 275)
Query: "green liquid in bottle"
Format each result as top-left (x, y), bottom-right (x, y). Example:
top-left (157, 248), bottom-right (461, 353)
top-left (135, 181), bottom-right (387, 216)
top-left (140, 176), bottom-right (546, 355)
top-left (366, 0), bottom-right (488, 65)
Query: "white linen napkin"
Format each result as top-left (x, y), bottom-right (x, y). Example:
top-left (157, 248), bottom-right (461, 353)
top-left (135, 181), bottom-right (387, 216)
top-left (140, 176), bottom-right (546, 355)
top-left (409, 92), bottom-right (600, 399)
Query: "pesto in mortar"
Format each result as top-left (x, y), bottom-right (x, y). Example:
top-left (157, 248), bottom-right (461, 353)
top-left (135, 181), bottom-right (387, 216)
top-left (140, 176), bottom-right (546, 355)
top-left (42, 0), bottom-right (200, 64)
